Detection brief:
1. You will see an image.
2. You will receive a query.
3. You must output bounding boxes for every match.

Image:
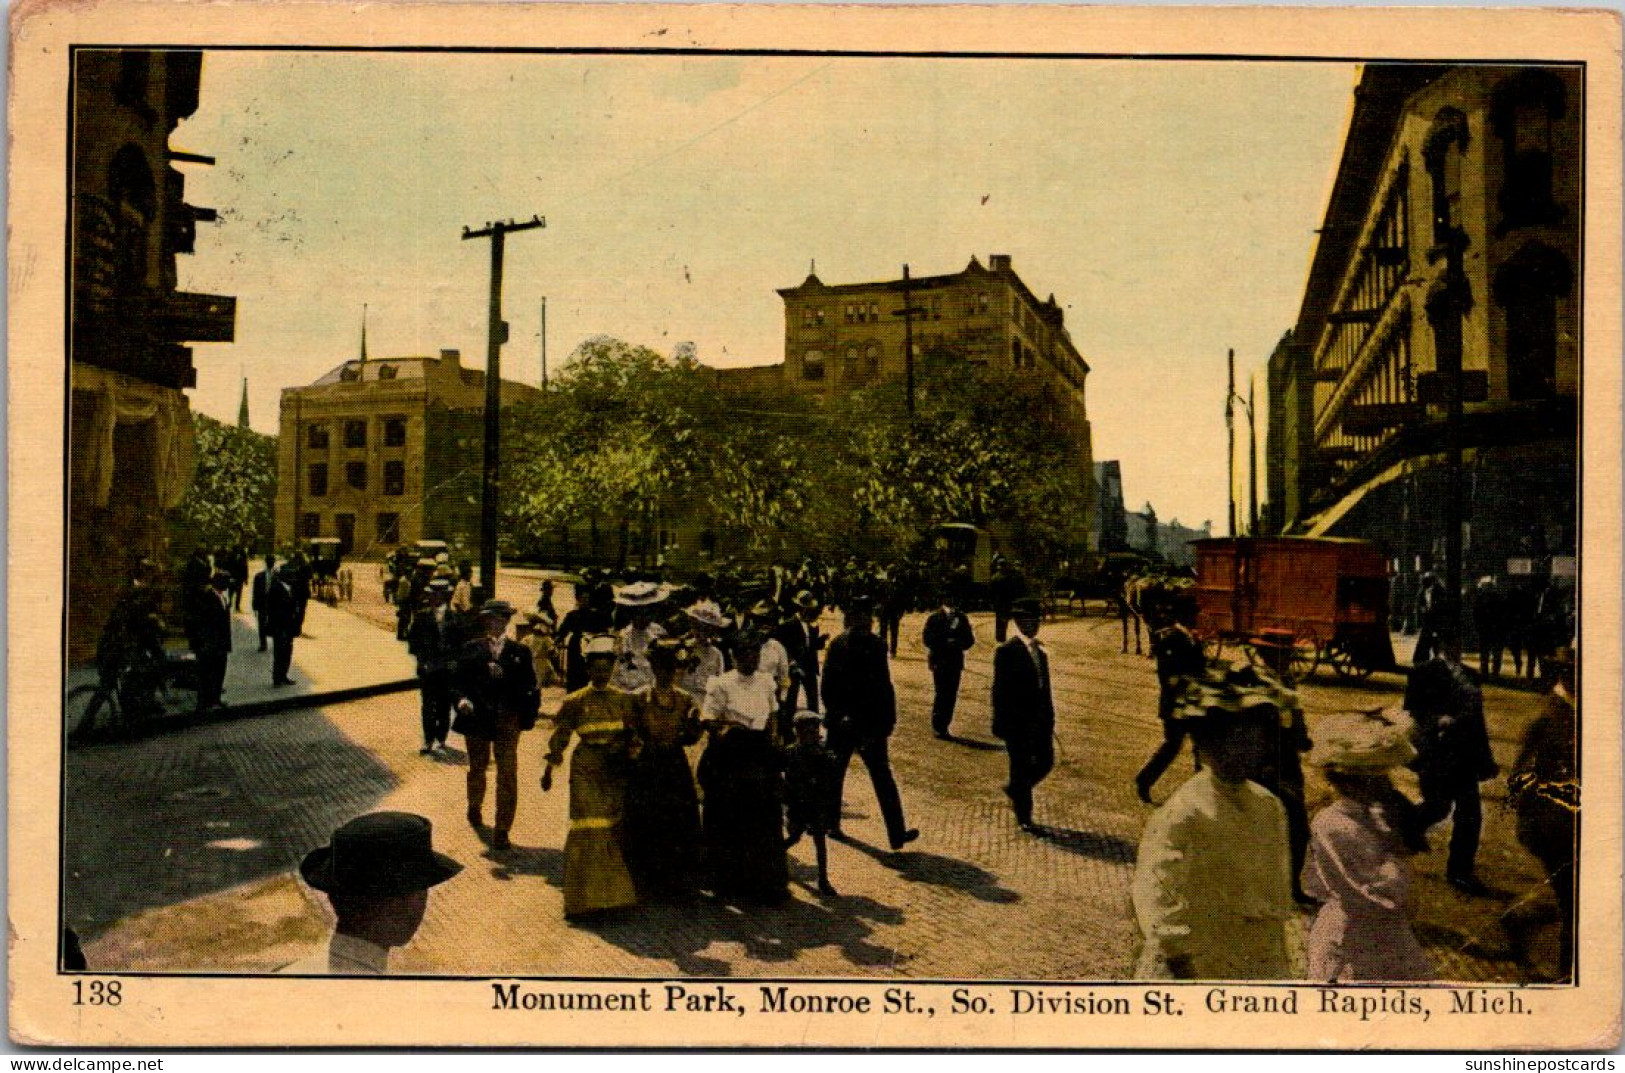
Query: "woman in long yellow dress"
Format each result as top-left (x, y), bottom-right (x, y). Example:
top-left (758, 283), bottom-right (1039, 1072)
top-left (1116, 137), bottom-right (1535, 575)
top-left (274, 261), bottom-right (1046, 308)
top-left (542, 635), bottom-right (639, 920)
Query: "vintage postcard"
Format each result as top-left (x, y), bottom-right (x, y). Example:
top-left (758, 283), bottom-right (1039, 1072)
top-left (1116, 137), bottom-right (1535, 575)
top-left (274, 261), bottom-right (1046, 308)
top-left (8, 0), bottom-right (1621, 1050)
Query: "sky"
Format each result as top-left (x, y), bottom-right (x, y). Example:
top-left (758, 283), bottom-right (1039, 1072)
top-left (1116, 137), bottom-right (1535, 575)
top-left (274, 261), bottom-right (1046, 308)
top-left (174, 52), bottom-right (1360, 531)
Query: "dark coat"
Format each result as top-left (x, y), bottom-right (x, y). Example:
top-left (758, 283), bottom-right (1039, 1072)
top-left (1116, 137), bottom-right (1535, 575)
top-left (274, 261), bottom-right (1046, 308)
top-left (1404, 656), bottom-right (1497, 781)
top-left (821, 629), bottom-right (896, 739)
top-left (450, 636), bottom-right (540, 738)
top-left (189, 589), bottom-right (233, 656)
top-left (407, 607), bottom-right (464, 676)
top-left (774, 617), bottom-right (824, 688)
top-left (262, 575), bottom-right (300, 641)
top-left (922, 609), bottom-right (975, 669)
top-left (991, 636), bottom-right (1055, 742)
top-left (251, 569), bottom-right (273, 613)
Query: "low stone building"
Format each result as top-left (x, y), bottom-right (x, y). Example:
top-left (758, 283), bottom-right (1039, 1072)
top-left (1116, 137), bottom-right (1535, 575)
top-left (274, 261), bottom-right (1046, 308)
top-left (273, 350), bottom-right (541, 558)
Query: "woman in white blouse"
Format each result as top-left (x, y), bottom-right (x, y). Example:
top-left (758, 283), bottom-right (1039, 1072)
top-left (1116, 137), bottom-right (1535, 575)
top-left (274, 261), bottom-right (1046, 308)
top-left (698, 630), bottom-right (789, 904)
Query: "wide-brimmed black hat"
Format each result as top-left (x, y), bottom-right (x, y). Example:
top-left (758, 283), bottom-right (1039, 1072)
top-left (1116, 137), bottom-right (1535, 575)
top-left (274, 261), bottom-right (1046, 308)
top-left (299, 812), bottom-right (462, 897)
top-left (1011, 596), bottom-right (1043, 617)
top-left (479, 599), bottom-right (516, 619)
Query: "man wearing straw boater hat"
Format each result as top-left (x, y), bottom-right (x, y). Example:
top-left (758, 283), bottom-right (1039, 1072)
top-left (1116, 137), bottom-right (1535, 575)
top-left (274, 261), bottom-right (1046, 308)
top-left (452, 600), bottom-right (541, 850)
top-left (285, 811), bottom-right (461, 974)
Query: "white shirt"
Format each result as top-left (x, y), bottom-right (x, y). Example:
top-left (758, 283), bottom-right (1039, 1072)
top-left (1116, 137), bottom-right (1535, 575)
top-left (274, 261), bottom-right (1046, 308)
top-left (756, 637), bottom-right (792, 700)
top-left (703, 669), bottom-right (780, 731)
top-left (1131, 769), bottom-right (1295, 980)
top-left (613, 622), bottom-right (666, 692)
top-left (278, 932), bottom-right (390, 975)
top-left (682, 643), bottom-right (725, 702)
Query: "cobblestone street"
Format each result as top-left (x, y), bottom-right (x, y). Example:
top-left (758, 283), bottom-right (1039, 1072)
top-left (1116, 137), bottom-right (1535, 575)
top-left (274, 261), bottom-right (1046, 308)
top-left (69, 600), bottom-right (1562, 982)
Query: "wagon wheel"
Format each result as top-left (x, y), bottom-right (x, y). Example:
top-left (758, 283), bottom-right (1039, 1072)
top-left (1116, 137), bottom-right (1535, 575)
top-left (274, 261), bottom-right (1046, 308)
top-left (1289, 627), bottom-right (1321, 680)
top-left (1326, 640), bottom-right (1375, 681)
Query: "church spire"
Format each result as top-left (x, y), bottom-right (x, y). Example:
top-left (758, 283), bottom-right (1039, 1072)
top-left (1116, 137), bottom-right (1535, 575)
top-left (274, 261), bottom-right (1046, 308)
top-left (359, 303), bottom-right (369, 362)
top-left (237, 375), bottom-right (250, 428)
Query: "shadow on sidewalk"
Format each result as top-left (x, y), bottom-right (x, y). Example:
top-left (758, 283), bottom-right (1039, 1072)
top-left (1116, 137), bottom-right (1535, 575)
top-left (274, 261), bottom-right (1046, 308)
top-left (583, 880), bottom-right (908, 976)
top-left (64, 710), bottom-right (400, 945)
top-left (1025, 824), bottom-right (1136, 864)
top-left (841, 837), bottom-right (1020, 905)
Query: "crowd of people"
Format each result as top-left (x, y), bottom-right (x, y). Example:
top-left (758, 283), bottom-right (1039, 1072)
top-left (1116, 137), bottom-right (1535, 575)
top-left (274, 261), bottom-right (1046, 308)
top-left (81, 545), bottom-right (1579, 983)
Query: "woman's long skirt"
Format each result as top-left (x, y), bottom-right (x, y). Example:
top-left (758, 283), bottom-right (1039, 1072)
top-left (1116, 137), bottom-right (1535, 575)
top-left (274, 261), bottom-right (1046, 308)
top-left (698, 730), bottom-right (789, 904)
top-left (563, 741), bottom-right (639, 918)
top-left (624, 744), bottom-right (702, 897)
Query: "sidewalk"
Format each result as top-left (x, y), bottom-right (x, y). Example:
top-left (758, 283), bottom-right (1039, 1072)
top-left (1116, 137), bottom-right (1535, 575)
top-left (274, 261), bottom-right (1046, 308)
top-left (66, 599), bottom-right (420, 741)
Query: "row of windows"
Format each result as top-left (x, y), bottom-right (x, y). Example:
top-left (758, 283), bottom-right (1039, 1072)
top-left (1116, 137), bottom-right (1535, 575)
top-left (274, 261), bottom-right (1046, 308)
top-left (308, 460), bottom-right (406, 497)
top-left (797, 293), bottom-right (992, 329)
top-left (299, 512), bottom-right (402, 547)
top-left (306, 417), bottom-right (408, 450)
top-left (802, 343), bottom-right (883, 381)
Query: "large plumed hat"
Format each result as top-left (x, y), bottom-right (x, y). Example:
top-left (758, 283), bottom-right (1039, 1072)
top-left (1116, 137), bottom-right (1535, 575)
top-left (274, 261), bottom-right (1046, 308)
top-left (614, 580), bottom-right (671, 607)
top-left (1308, 707), bottom-right (1418, 770)
top-left (1174, 662), bottom-right (1299, 727)
top-left (684, 600), bottom-right (731, 630)
top-left (299, 812), bottom-right (462, 897)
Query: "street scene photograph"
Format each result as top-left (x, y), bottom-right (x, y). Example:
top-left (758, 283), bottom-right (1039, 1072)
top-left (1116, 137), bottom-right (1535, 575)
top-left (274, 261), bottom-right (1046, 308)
top-left (59, 44), bottom-right (1583, 994)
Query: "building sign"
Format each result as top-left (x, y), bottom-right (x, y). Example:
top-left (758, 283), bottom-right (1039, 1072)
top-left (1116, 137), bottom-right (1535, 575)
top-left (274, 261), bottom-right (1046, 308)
top-left (1507, 557), bottom-right (1534, 575)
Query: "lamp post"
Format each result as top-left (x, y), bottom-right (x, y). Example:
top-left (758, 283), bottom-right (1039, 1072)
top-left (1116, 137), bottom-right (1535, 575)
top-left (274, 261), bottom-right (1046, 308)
top-left (1226, 350), bottom-right (1259, 536)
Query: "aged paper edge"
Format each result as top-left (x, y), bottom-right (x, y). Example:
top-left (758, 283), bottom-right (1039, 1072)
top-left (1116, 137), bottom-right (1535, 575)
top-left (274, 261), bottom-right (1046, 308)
top-left (7, 1), bottom-right (1622, 1050)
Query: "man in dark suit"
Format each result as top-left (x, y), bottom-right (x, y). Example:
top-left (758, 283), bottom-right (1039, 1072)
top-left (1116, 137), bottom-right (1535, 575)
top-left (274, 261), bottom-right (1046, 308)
top-left (775, 591), bottom-right (825, 713)
top-left (250, 553), bottom-right (276, 652)
top-left (264, 562), bottom-right (301, 687)
top-left (822, 598), bottom-right (919, 851)
top-left (992, 597), bottom-right (1055, 831)
top-left (1406, 651), bottom-right (1498, 895)
top-left (408, 579), bottom-right (460, 755)
top-left (922, 584), bottom-right (976, 739)
top-left (451, 600), bottom-right (540, 850)
top-left (189, 570), bottom-right (234, 712)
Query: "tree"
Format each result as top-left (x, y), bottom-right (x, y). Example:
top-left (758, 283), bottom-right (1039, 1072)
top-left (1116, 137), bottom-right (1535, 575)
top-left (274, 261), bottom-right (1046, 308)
top-left (170, 412), bottom-right (278, 554)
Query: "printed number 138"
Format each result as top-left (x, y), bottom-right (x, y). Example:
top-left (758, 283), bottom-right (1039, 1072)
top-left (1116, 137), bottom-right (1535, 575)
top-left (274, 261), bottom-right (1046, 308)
top-left (72, 980), bottom-right (121, 1006)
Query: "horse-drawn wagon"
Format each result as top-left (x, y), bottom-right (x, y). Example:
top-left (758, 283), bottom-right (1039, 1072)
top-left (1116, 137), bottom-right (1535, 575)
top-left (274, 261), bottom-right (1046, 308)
top-left (1191, 536), bottom-right (1396, 680)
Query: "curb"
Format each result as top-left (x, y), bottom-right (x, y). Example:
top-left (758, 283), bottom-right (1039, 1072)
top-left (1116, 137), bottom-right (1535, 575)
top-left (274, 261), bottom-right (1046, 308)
top-left (68, 678), bottom-right (420, 748)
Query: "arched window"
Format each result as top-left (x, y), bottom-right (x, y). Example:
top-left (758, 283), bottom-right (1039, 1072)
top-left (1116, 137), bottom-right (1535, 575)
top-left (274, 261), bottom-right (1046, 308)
top-left (802, 349), bottom-right (825, 381)
top-left (1493, 242), bottom-right (1572, 401)
top-left (1423, 109), bottom-right (1469, 252)
top-left (1491, 69), bottom-right (1567, 232)
top-left (865, 343), bottom-right (881, 378)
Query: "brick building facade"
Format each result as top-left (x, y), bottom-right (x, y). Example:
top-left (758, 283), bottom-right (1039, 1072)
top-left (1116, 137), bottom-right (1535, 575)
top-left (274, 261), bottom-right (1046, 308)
top-left (273, 351), bottom-right (540, 559)
top-left (68, 49), bottom-right (235, 662)
top-left (1266, 64), bottom-right (1580, 611)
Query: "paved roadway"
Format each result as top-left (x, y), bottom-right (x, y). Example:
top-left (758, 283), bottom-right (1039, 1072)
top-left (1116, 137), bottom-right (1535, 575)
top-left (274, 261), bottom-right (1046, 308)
top-left (68, 592), bottom-right (1564, 982)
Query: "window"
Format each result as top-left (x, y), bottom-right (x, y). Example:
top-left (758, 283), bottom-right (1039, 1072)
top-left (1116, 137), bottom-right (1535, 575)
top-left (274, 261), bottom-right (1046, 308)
top-left (815, 308), bottom-right (825, 326)
top-left (383, 460), bottom-right (406, 496)
top-left (929, 297), bottom-right (942, 321)
top-left (869, 302), bottom-right (880, 322)
top-left (377, 364), bottom-right (397, 381)
top-left (301, 512), bottom-right (321, 539)
top-left (865, 344), bottom-right (881, 378)
top-left (1012, 338), bottom-right (1024, 368)
top-left (802, 309), bottom-right (815, 328)
top-left (344, 419), bottom-right (367, 448)
top-left (308, 463), bottom-right (328, 497)
top-left (845, 305), bottom-right (856, 324)
top-left (979, 293), bottom-right (991, 314)
top-left (802, 350), bottom-right (826, 381)
top-left (307, 424), bottom-right (329, 450)
top-left (383, 417), bottom-right (407, 447)
top-left (346, 461), bottom-right (368, 490)
top-left (1491, 70), bottom-right (1567, 232)
top-left (845, 346), bottom-right (861, 381)
top-left (1494, 242), bottom-right (1572, 401)
top-left (376, 512), bottom-right (401, 544)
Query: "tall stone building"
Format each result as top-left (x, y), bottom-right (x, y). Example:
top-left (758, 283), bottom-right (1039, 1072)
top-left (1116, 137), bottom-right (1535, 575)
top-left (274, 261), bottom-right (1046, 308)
top-left (1093, 460), bottom-right (1129, 552)
top-left (1267, 64), bottom-right (1580, 599)
top-left (273, 350), bottom-right (541, 558)
top-left (68, 49), bottom-right (235, 662)
top-left (716, 255), bottom-right (1096, 551)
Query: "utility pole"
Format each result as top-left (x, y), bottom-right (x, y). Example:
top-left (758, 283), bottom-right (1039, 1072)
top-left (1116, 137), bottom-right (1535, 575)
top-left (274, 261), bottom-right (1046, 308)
top-left (540, 296), bottom-right (548, 393)
top-left (891, 264), bottom-right (927, 417)
top-left (1226, 348), bottom-right (1237, 537)
top-left (1426, 225), bottom-right (1469, 659)
top-left (462, 214), bottom-right (545, 600)
top-left (1248, 375), bottom-right (1259, 535)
